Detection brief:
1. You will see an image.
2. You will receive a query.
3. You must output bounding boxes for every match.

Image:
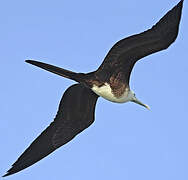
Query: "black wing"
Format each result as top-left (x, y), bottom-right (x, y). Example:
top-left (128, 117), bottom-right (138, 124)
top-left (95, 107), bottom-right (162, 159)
top-left (98, 0), bottom-right (183, 83)
top-left (3, 84), bottom-right (98, 177)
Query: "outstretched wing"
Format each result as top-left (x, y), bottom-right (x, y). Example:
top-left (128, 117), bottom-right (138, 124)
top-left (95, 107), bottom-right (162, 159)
top-left (98, 0), bottom-right (183, 83)
top-left (4, 84), bottom-right (98, 177)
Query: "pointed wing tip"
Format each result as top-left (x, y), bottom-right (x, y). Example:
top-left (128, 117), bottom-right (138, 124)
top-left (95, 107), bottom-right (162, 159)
top-left (2, 171), bottom-right (13, 178)
top-left (178, 0), bottom-right (184, 8)
top-left (176, 0), bottom-right (184, 10)
top-left (2, 165), bottom-right (23, 177)
top-left (2, 166), bottom-right (17, 177)
top-left (2, 173), bottom-right (9, 178)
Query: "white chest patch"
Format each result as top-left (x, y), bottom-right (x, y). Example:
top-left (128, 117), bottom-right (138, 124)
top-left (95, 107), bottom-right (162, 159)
top-left (91, 83), bottom-right (133, 103)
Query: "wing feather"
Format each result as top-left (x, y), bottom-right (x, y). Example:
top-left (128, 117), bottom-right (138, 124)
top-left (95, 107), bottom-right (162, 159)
top-left (98, 1), bottom-right (183, 83)
top-left (3, 84), bottom-right (98, 177)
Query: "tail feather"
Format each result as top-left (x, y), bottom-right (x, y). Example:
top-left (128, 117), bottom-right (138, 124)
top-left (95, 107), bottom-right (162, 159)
top-left (25, 60), bottom-right (84, 82)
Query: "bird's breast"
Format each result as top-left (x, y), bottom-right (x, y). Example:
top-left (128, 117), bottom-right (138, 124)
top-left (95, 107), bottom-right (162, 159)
top-left (91, 83), bottom-right (131, 103)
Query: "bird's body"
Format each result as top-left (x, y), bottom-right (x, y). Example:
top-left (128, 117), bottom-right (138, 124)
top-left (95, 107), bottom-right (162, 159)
top-left (91, 83), bottom-right (132, 103)
top-left (4, 1), bottom-right (184, 177)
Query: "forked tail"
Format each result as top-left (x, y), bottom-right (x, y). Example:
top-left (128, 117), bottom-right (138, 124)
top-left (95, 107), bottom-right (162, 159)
top-left (25, 60), bottom-right (85, 83)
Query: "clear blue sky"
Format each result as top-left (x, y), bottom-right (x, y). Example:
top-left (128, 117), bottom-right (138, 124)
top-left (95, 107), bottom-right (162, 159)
top-left (1, 0), bottom-right (187, 179)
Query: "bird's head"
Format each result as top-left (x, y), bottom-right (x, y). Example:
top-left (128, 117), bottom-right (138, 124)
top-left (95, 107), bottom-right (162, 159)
top-left (129, 90), bottom-right (150, 110)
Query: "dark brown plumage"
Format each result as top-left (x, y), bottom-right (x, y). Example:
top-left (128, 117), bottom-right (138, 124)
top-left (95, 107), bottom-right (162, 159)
top-left (3, 84), bottom-right (98, 177)
top-left (3, 0), bottom-right (183, 177)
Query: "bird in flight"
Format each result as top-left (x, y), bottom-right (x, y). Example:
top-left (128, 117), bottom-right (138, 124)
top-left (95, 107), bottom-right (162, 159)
top-left (4, 0), bottom-right (184, 177)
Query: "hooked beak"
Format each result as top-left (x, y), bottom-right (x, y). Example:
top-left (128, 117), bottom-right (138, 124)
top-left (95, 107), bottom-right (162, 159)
top-left (132, 97), bottom-right (150, 110)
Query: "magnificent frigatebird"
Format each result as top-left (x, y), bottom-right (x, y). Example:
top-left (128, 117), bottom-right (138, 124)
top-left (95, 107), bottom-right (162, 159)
top-left (3, 0), bottom-right (183, 177)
